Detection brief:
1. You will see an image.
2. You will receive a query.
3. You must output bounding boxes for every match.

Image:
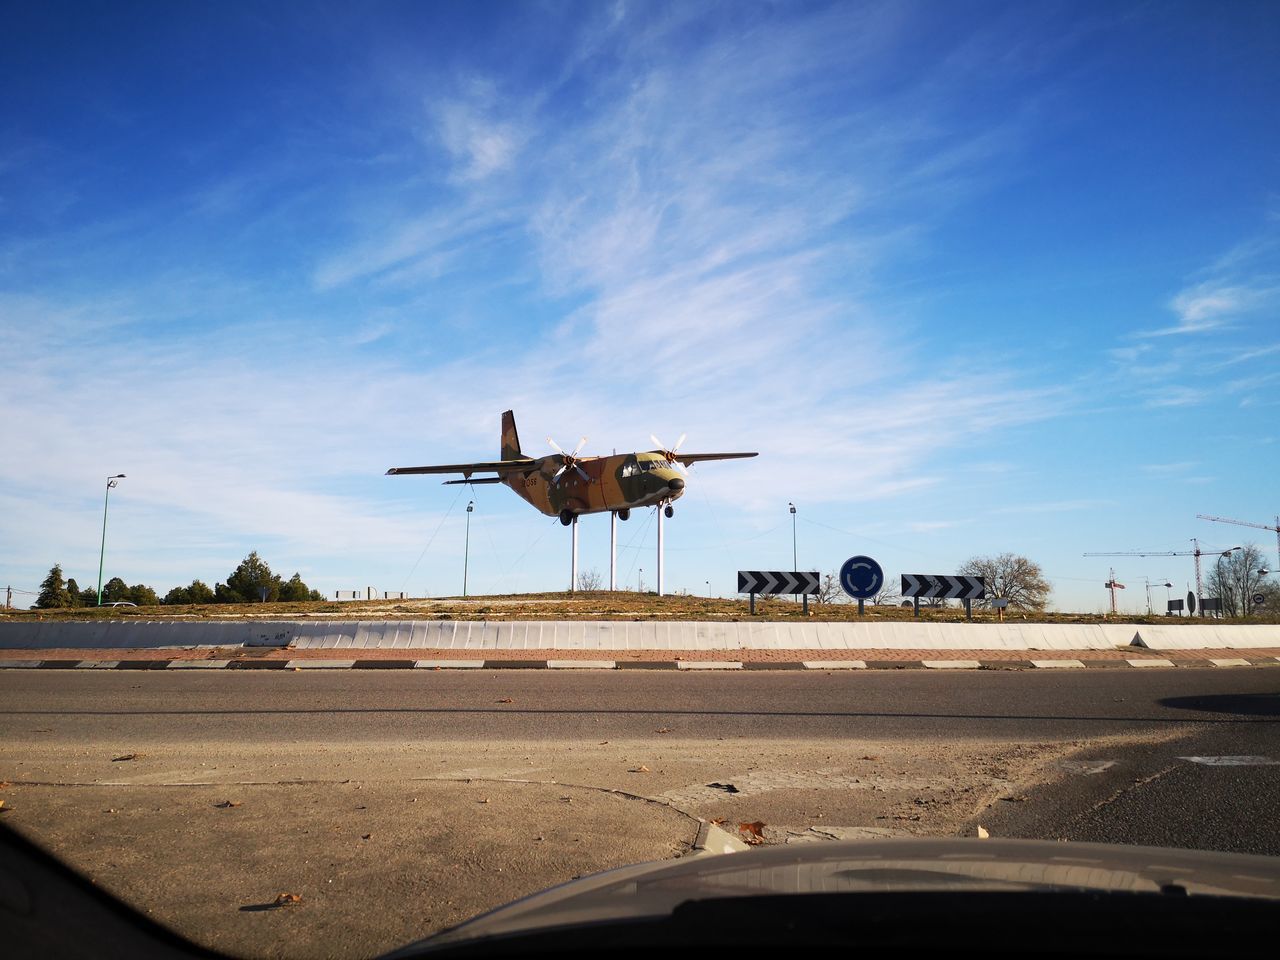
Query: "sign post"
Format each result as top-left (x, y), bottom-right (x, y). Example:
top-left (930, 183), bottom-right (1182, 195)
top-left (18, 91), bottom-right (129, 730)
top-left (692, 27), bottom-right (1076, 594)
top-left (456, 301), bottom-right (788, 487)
top-left (901, 574), bottom-right (986, 619)
top-left (738, 571), bottom-right (820, 614)
top-left (839, 555), bottom-right (884, 615)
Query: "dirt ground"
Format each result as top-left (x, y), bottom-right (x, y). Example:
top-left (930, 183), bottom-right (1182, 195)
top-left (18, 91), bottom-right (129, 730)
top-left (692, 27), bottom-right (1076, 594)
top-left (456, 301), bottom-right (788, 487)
top-left (6, 591), bottom-right (1272, 625)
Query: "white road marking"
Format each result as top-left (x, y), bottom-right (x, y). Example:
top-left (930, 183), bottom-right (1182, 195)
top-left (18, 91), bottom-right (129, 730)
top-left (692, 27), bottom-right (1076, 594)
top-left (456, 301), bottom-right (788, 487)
top-left (1032, 660), bottom-right (1086, 669)
top-left (1208, 658), bottom-right (1251, 667)
top-left (922, 660), bottom-right (982, 669)
top-left (1178, 756), bottom-right (1280, 766)
top-left (547, 660), bottom-right (617, 669)
top-left (802, 661), bottom-right (867, 669)
top-left (284, 660), bottom-right (356, 669)
top-left (676, 661), bottom-right (743, 670)
top-left (413, 660), bottom-right (486, 668)
top-left (1059, 759), bottom-right (1118, 775)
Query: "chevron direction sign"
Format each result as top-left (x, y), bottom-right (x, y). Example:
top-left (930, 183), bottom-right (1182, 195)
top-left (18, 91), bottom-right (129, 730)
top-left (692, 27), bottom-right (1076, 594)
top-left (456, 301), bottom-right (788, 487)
top-left (901, 574), bottom-right (985, 600)
top-left (738, 570), bottom-right (821, 595)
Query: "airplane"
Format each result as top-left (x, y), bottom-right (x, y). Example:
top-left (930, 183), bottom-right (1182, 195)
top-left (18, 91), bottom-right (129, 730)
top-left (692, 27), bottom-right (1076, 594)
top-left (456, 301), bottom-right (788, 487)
top-left (387, 411), bottom-right (757, 526)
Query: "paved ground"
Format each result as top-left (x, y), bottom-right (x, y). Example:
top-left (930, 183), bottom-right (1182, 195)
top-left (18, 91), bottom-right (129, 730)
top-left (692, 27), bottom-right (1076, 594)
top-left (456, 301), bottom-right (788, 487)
top-left (5, 644), bottom-right (1280, 666)
top-left (1, 668), bottom-right (1277, 958)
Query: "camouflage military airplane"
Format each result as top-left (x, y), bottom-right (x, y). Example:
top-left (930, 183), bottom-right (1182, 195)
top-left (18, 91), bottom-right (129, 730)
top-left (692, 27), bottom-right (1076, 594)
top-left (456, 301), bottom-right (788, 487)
top-left (387, 411), bottom-right (757, 525)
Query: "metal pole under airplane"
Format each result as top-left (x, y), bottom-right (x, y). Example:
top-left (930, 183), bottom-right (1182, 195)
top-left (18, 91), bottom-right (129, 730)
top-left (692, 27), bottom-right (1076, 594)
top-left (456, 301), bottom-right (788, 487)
top-left (609, 512), bottom-right (617, 591)
top-left (657, 507), bottom-right (665, 597)
top-left (570, 516), bottom-right (579, 593)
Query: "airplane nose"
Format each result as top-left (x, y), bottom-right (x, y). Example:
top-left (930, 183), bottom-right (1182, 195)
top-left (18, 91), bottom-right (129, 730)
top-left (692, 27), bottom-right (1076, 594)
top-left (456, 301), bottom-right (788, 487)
top-left (668, 477), bottom-right (685, 491)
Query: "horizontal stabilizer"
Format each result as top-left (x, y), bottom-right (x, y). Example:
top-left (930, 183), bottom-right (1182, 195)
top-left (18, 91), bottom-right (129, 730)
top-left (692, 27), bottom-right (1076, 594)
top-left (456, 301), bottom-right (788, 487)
top-left (442, 476), bottom-right (504, 485)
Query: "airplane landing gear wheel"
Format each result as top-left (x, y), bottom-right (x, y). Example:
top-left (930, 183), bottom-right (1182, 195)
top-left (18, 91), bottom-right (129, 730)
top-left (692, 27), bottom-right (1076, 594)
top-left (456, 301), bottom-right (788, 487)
top-left (559, 509), bottom-right (574, 526)
top-left (617, 509), bottom-right (630, 521)
top-left (664, 505), bottom-right (674, 518)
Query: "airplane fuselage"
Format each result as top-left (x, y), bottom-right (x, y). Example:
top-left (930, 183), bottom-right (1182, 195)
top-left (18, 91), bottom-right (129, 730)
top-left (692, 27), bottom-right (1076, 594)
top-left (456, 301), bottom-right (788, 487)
top-left (506, 451), bottom-right (685, 519)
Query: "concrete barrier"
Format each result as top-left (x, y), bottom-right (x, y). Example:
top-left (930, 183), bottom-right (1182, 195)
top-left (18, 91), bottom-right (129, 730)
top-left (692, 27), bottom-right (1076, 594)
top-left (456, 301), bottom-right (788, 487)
top-left (3, 619), bottom-right (1274, 651)
top-left (1131, 624), bottom-right (1280, 650)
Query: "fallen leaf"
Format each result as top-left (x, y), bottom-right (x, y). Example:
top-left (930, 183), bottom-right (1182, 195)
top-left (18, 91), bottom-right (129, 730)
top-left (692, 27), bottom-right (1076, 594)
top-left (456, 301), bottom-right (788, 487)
top-left (496, 698), bottom-right (513, 704)
top-left (860, 755), bottom-right (880, 762)
top-left (214, 800), bottom-right (242, 809)
top-left (111, 753), bottom-right (140, 762)
top-left (361, 834), bottom-right (372, 840)
top-left (710, 817), bottom-right (726, 826)
top-left (977, 826), bottom-right (990, 839)
top-left (0, 800), bottom-right (7, 812)
top-left (479, 797), bottom-right (490, 804)
top-left (629, 765), bottom-right (650, 773)
top-left (655, 727), bottom-right (671, 734)
top-left (598, 741), bottom-right (609, 745)
top-left (738, 821), bottom-right (766, 844)
top-left (273, 892), bottom-right (302, 906)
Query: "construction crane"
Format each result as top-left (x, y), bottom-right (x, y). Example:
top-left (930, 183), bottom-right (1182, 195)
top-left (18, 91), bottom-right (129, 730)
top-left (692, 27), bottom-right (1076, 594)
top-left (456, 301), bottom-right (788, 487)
top-left (1083, 539), bottom-right (1239, 613)
top-left (1103, 569), bottom-right (1125, 615)
top-left (1197, 514), bottom-right (1280, 571)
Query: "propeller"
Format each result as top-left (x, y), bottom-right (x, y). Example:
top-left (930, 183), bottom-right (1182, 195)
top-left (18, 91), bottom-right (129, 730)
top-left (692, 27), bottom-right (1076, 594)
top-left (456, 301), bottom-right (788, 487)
top-left (650, 433), bottom-right (687, 471)
top-left (547, 436), bottom-right (590, 484)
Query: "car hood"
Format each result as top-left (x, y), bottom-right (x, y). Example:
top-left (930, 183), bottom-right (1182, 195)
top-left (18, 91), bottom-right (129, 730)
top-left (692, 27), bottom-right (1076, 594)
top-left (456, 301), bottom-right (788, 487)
top-left (397, 837), bottom-right (1280, 954)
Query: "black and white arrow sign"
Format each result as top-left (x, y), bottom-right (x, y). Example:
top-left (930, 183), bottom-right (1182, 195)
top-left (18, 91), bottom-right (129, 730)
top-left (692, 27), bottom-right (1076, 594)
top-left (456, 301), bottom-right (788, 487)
top-left (901, 574), bottom-right (985, 600)
top-left (737, 570), bottom-right (821, 595)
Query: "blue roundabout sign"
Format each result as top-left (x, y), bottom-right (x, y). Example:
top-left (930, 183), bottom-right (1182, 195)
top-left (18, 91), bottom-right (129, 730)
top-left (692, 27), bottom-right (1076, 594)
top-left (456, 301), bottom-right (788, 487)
top-left (839, 555), bottom-right (884, 601)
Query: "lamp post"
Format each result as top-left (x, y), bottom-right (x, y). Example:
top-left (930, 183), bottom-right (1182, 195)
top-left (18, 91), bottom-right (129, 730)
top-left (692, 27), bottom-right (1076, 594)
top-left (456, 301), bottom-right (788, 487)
top-left (1215, 546), bottom-right (1241, 617)
top-left (638, 568), bottom-right (644, 593)
top-left (788, 503), bottom-right (797, 571)
top-left (1144, 578), bottom-right (1172, 615)
top-left (96, 474), bottom-right (126, 606)
top-left (463, 501), bottom-right (474, 597)
top-left (705, 579), bottom-right (711, 598)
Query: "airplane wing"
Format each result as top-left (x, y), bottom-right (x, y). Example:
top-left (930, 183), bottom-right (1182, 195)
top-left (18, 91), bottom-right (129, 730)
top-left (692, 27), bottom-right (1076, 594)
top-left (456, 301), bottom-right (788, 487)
top-left (386, 458), bottom-right (537, 477)
top-left (673, 452), bottom-right (758, 464)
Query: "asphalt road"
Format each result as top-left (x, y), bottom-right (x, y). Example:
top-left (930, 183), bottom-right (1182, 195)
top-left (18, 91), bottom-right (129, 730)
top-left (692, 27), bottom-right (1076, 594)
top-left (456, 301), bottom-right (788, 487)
top-left (2, 665), bottom-right (1277, 740)
top-left (1, 667), bottom-right (1277, 957)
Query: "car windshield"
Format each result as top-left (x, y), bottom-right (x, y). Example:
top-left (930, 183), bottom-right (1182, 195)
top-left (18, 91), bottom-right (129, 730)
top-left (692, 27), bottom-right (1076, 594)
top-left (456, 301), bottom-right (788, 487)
top-left (2, 2), bottom-right (1278, 959)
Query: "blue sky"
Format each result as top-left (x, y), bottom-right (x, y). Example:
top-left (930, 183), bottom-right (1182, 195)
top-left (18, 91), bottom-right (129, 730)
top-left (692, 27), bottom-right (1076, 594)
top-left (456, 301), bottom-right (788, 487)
top-left (2, 0), bottom-right (1277, 612)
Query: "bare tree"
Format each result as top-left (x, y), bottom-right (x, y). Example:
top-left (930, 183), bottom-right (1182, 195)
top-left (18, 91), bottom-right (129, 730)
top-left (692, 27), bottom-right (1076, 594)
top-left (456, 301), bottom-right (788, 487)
top-left (958, 553), bottom-right (1050, 611)
top-left (576, 568), bottom-right (602, 591)
top-left (814, 573), bottom-right (842, 604)
top-left (1205, 544), bottom-right (1270, 618)
top-left (871, 580), bottom-right (901, 606)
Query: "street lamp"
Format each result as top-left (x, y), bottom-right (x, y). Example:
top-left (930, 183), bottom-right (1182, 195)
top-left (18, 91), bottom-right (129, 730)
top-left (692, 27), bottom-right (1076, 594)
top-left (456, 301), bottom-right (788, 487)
top-left (1144, 578), bottom-right (1172, 615)
top-left (463, 501), bottom-right (474, 597)
top-left (1214, 546), bottom-right (1242, 617)
top-left (788, 503), bottom-right (797, 571)
top-left (638, 568), bottom-right (644, 593)
top-left (96, 474), bottom-right (126, 606)
top-left (705, 579), bottom-right (711, 598)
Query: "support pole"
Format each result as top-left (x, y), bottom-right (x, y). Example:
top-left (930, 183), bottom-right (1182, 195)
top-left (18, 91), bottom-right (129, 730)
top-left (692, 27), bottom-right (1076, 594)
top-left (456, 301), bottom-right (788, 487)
top-left (913, 596), bottom-right (920, 618)
top-left (656, 506), bottom-right (665, 597)
top-left (964, 598), bottom-right (973, 621)
top-left (609, 512), bottom-right (617, 591)
top-left (750, 592), bottom-right (756, 615)
top-left (803, 593), bottom-right (810, 615)
top-left (570, 517), bottom-right (579, 592)
top-left (857, 598), bottom-right (864, 615)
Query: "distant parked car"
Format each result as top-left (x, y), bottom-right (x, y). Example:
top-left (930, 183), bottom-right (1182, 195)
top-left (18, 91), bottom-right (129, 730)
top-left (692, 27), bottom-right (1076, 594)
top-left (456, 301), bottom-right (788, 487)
top-left (106, 601), bottom-right (137, 607)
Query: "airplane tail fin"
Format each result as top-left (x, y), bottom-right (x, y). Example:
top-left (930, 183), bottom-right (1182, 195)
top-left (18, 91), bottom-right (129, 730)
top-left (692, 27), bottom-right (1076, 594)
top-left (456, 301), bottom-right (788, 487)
top-left (501, 410), bottom-right (522, 461)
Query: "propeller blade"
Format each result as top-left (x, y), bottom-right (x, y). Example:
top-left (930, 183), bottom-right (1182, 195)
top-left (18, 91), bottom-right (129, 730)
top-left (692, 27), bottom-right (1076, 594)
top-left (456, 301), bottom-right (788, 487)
top-left (574, 464), bottom-right (589, 483)
top-left (650, 434), bottom-right (664, 451)
top-left (547, 436), bottom-right (566, 455)
top-left (552, 464), bottom-right (567, 481)
top-left (572, 436), bottom-right (588, 456)
top-left (673, 433), bottom-right (686, 452)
